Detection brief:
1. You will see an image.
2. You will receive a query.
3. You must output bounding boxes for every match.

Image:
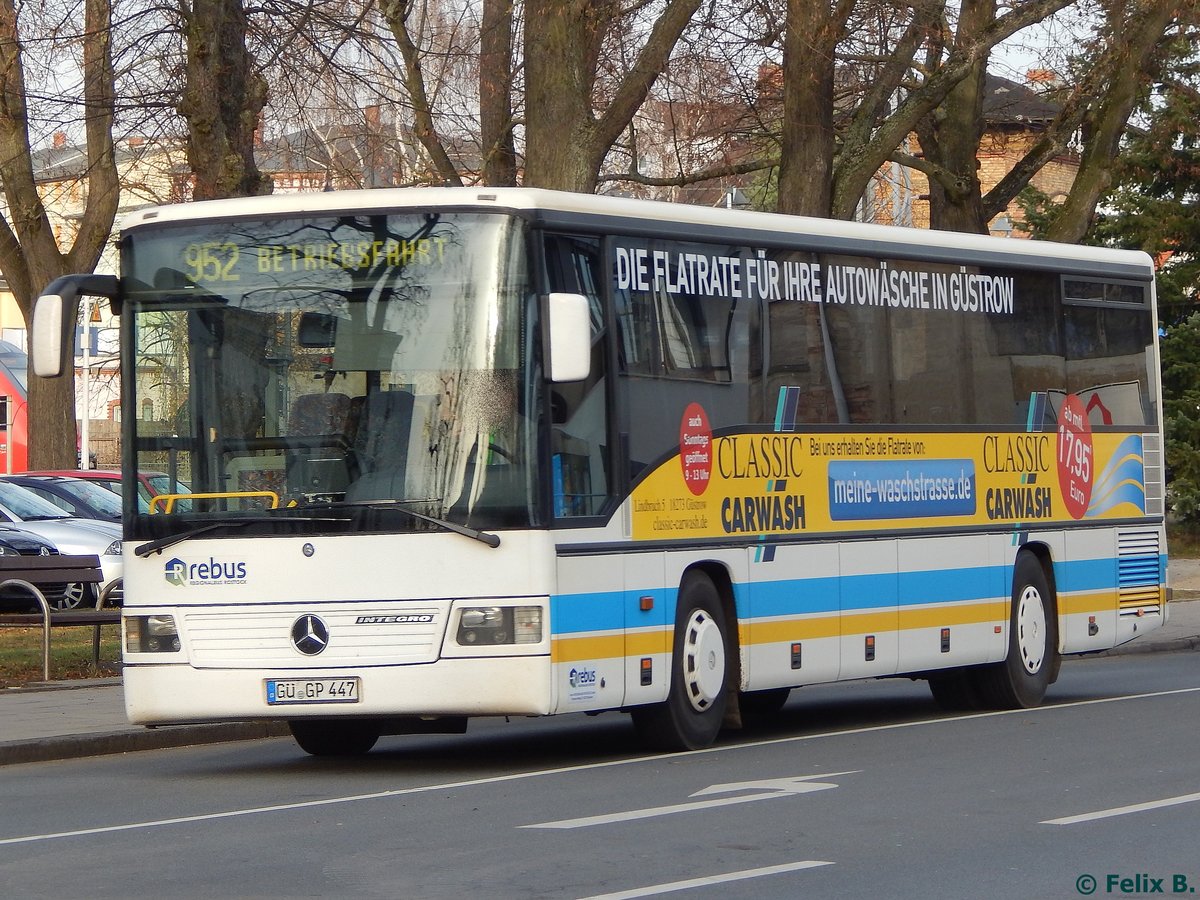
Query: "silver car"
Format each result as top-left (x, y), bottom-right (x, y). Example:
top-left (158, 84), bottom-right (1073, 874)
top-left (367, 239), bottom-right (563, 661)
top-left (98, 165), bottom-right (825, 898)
top-left (0, 480), bottom-right (122, 607)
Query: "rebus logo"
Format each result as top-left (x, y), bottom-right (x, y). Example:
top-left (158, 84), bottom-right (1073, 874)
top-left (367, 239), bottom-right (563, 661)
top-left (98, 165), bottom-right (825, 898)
top-left (163, 556), bottom-right (249, 586)
top-left (164, 558), bottom-right (187, 586)
top-left (569, 667), bottom-right (597, 688)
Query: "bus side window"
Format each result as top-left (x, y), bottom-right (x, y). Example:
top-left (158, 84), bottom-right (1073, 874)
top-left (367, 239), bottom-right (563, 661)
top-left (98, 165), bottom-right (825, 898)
top-left (543, 234), bottom-right (610, 518)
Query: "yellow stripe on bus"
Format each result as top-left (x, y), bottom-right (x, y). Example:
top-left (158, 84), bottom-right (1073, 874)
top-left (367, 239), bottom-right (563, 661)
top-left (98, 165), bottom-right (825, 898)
top-left (551, 588), bottom-right (1160, 664)
top-left (552, 631), bottom-right (671, 664)
top-left (1058, 590), bottom-right (1119, 615)
top-left (745, 603), bottom-right (1000, 645)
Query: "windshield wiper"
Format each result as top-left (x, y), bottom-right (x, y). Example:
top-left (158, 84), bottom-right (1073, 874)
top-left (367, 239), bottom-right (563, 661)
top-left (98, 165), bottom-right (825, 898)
top-left (134, 514), bottom-right (350, 557)
top-left (299, 498), bottom-right (501, 548)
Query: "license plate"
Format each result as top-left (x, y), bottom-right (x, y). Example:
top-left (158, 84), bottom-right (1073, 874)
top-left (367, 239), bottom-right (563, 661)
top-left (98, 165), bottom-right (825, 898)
top-left (265, 678), bottom-right (360, 705)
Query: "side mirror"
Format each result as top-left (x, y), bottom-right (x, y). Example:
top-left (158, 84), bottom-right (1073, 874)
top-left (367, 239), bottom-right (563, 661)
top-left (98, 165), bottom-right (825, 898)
top-left (32, 275), bottom-right (119, 377)
top-left (32, 293), bottom-right (69, 377)
top-left (546, 292), bottom-right (592, 383)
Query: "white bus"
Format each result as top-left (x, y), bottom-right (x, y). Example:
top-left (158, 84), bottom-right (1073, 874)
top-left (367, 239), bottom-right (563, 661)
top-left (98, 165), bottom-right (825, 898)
top-left (34, 188), bottom-right (1169, 755)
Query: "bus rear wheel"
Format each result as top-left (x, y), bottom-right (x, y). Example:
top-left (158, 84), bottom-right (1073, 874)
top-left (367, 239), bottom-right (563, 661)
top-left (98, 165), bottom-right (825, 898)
top-left (974, 554), bottom-right (1058, 709)
top-left (289, 719), bottom-right (381, 756)
top-left (631, 572), bottom-right (730, 752)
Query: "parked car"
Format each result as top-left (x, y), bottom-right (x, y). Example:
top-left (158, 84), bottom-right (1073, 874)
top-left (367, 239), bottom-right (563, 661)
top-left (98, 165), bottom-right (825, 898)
top-left (1, 474), bottom-right (128, 521)
top-left (26, 469), bottom-right (191, 512)
top-left (0, 481), bottom-right (122, 607)
top-left (0, 525), bottom-right (95, 612)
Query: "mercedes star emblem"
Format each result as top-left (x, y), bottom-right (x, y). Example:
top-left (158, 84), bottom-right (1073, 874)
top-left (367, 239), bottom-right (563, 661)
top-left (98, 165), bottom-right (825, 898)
top-left (291, 615), bottom-right (330, 655)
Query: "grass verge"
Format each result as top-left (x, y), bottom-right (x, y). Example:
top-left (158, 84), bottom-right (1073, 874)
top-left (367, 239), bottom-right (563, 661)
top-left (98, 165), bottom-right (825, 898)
top-left (0, 625), bottom-right (121, 688)
top-left (1168, 522), bottom-right (1200, 559)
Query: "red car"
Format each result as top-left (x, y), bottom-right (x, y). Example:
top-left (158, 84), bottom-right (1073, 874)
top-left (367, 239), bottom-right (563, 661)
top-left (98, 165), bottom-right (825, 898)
top-left (24, 470), bottom-right (192, 513)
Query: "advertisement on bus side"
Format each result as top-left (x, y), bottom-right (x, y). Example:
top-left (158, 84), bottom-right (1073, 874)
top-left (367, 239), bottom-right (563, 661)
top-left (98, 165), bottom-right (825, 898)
top-left (630, 398), bottom-right (1147, 541)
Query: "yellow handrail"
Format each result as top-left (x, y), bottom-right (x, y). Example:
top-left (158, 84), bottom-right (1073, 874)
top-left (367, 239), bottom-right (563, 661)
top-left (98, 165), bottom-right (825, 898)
top-left (149, 491), bottom-right (280, 514)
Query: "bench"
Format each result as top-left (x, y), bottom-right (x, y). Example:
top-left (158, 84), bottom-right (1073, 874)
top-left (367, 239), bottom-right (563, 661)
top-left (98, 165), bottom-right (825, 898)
top-left (0, 555), bottom-right (121, 682)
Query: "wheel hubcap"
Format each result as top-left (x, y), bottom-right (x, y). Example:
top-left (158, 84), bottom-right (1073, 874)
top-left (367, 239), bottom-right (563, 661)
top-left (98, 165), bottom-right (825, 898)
top-left (682, 609), bottom-right (725, 712)
top-left (1016, 585), bottom-right (1047, 674)
top-left (56, 583), bottom-right (85, 611)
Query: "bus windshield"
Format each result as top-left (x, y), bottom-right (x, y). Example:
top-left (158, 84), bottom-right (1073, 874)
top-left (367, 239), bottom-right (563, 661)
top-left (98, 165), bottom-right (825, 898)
top-left (124, 211), bottom-right (540, 538)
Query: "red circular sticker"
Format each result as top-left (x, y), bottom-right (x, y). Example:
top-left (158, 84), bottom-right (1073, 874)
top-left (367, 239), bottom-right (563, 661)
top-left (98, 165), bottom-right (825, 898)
top-left (679, 403), bottom-right (712, 496)
top-left (1056, 393), bottom-right (1093, 520)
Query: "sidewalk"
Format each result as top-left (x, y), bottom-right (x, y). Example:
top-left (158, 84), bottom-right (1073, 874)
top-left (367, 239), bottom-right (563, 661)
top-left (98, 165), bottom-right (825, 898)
top-left (2, 566), bottom-right (1198, 767)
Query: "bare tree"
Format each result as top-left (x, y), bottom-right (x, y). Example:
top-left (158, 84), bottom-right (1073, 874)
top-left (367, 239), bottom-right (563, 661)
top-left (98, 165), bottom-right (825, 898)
top-left (1041, 0), bottom-right (1186, 242)
top-left (521, 0), bottom-right (703, 191)
top-left (0, 0), bottom-right (119, 468)
top-left (379, 0), bottom-right (466, 185)
top-left (909, 0), bottom-right (1186, 235)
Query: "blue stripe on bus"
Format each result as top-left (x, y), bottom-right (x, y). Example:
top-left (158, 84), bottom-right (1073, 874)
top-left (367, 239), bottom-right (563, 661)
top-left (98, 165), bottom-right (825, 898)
top-left (553, 567), bottom-right (996, 635)
top-left (1053, 556), bottom-right (1118, 593)
top-left (551, 555), bottom-right (1150, 637)
top-left (551, 588), bottom-right (673, 636)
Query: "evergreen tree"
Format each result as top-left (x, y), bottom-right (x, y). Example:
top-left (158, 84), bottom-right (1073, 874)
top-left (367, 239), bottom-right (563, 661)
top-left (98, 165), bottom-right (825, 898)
top-left (1161, 313), bottom-right (1200, 524)
top-left (1091, 33), bottom-right (1199, 326)
top-left (1019, 29), bottom-right (1200, 521)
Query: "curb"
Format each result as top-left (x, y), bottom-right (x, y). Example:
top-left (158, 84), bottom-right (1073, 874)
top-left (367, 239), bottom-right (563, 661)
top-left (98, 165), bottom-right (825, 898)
top-left (4, 677), bottom-right (123, 694)
top-left (0, 721), bottom-right (291, 767)
top-left (1094, 636), bottom-right (1200, 658)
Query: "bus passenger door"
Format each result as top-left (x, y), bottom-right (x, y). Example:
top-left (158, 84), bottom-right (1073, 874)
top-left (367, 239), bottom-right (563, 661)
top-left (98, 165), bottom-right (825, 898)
top-left (839, 540), bottom-right (899, 679)
top-left (541, 233), bottom-right (612, 520)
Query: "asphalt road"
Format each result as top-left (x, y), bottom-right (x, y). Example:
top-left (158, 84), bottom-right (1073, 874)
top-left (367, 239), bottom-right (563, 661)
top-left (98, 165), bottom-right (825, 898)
top-left (1, 652), bottom-right (1197, 899)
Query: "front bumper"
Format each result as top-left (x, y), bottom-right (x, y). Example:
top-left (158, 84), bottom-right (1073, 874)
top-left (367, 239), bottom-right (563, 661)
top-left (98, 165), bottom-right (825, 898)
top-left (123, 655), bottom-right (554, 725)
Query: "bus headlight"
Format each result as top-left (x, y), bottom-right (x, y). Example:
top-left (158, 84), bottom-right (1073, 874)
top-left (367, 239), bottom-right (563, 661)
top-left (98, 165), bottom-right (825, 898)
top-left (456, 606), bottom-right (542, 645)
top-left (125, 615), bottom-right (181, 653)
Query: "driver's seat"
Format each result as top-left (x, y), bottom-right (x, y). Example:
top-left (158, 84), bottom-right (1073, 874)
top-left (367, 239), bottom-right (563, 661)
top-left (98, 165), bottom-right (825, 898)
top-left (344, 390), bottom-right (415, 501)
top-left (286, 392), bottom-right (351, 495)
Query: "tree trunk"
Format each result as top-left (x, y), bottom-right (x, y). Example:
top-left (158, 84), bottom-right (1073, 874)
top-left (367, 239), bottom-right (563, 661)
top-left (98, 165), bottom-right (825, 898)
top-left (523, 0), bottom-right (700, 191)
top-left (776, 0), bottom-right (849, 217)
top-left (480, 0), bottom-right (517, 186)
top-left (523, 0), bottom-right (605, 191)
top-left (923, 0), bottom-right (993, 234)
top-left (178, 0), bottom-right (270, 200)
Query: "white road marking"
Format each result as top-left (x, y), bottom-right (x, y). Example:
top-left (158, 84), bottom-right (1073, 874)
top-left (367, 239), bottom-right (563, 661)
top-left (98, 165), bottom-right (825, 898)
top-left (575, 860), bottom-right (834, 899)
top-left (1, 685), bottom-right (1197, 847)
top-left (524, 772), bottom-right (857, 829)
top-left (1042, 791), bottom-right (1200, 825)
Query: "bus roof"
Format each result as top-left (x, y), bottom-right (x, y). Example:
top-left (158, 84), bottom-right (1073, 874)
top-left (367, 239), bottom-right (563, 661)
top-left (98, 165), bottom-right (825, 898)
top-left (120, 187), bottom-right (1155, 281)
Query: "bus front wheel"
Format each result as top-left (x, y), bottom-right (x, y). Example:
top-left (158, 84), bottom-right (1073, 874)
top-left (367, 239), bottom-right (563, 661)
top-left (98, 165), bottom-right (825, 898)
top-left (289, 719), bottom-right (381, 756)
top-left (631, 572), bottom-right (730, 752)
top-left (974, 554), bottom-right (1058, 709)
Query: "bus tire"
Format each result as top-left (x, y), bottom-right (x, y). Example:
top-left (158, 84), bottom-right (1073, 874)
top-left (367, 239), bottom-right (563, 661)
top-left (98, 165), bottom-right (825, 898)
top-left (631, 572), bottom-right (729, 751)
top-left (927, 671), bottom-right (981, 711)
top-left (974, 554), bottom-right (1058, 709)
top-left (289, 719), bottom-right (380, 756)
top-left (740, 687), bottom-right (791, 717)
